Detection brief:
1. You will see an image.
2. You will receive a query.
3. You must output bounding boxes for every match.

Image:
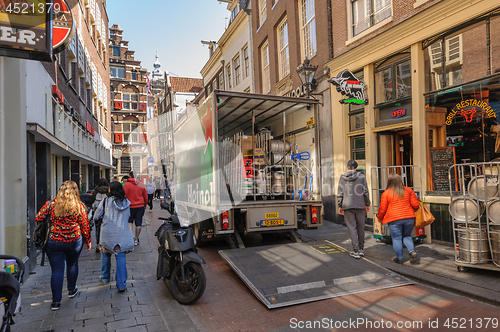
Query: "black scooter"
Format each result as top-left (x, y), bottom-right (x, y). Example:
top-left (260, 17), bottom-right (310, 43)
top-left (155, 202), bottom-right (206, 304)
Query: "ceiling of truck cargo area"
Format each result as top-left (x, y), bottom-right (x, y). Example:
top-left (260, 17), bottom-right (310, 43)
top-left (215, 91), bottom-right (318, 138)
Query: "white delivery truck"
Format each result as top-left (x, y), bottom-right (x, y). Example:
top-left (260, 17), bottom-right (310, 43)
top-left (169, 90), bottom-right (323, 247)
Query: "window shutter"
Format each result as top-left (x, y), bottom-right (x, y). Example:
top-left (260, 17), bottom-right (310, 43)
top-left (139, 134), bottom-right (147, 143)
top-left (139, 102), bottom-right (147, 111)
top-left (114, 133), bottom-right (123, 143)
top-left (114, 101), bottom-right (122, 109)
top-left (429, 42), bottom-right (442, 70)
top-left (446, 34), bottom-right (462, 65)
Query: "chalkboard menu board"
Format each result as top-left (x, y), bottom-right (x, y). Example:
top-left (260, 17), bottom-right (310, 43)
top-left (430, 147), bottom-right (456, 191)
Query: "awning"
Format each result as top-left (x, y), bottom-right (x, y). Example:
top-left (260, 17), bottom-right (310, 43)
top-left (27, 123), bottom-right (114, 169)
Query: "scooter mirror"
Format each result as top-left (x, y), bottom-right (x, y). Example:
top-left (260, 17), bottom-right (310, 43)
top-left (170, 215), bottom-right (180, 225)
top-left (160, 201), bottom-right (170, 210)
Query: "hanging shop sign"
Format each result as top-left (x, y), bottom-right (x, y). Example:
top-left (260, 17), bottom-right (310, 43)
top-left (391, 108), bottom-right (406, 119)
top-left (445, 99), bottom-right (496, 125)
top-left (52, 0), bottom-right (74, 54)
top-left (85, 120), bottom-right (95, 136)
top-left (328, 69), bottom-right (368, 105)
top-left (0, 0), bottom-right (54, 61)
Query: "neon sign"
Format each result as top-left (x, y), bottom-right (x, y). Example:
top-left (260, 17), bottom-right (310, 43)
top-left (446, 99), bottom-right (496, 125)
top-left (391, 108), bottom-right (406, 118)
top-left (328, 69), bottom-right (368, 105)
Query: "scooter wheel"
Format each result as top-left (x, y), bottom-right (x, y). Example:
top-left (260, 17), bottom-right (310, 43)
top-left (168, 262), bottom-right (206, 304)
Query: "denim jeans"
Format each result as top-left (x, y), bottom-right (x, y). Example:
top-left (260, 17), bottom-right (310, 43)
top-left (101, 252), bottom-right (127, 290)
top-left (45, 237), bottom-right (83, 302)
top-left (387, 218), bottom-right (415, 259)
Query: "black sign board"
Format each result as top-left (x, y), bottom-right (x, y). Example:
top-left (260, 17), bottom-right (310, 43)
top-left (328, 69), bottom-right (368, 105)
top-left (430, 147), bottom-right (457, 191)
top-left (0, 0), bottom-right (53, 61)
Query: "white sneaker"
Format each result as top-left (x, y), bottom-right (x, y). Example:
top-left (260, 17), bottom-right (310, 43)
top-left (350, 251), bottom-right (361, 259)
top-left (359, 250), bottom-right (364, 257)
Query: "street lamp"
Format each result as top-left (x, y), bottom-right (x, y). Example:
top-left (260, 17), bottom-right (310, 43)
top-left (296, 58), bottom-right (318, 98)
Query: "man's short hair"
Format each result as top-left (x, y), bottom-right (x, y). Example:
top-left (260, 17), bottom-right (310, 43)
top-left (129, 171), bottom-right (135, 178)
top-left (347, 159), bottom-right (358, 170)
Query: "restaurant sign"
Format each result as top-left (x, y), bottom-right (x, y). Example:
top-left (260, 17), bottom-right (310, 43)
top-left (328, 69), bottom-right (368, 105)
top-left (445, 99), bottom-right (496, 125)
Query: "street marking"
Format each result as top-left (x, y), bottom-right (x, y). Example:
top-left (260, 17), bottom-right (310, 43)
top-left (309, 243), bottom-right (346, 254)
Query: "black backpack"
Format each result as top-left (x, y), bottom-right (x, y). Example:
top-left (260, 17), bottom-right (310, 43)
top-left (33, 201), bottom-right (55, 248)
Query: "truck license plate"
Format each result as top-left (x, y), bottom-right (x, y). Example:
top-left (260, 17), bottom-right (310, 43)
top-left (261, 219), bottom-right (284, 226)
top-left (265, 212), bottom-right (279, 219)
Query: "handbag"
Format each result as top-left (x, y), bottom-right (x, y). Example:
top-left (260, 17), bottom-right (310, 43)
top-left (415, 202), bottom-right (435, 228)
top-left (33, 201), bottom-right (55, 248)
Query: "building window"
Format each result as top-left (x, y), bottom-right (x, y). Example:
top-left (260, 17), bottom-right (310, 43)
top-left (112, 46), bottom-right (120, 57)
top-left (234, 54), bottom-right (241, 86)
top-left (259, 0), bottom-right (267, 26)
top-left (277, 17), bottom-right (290, 80)
top-left (227, 63), bottom-right (232, 89)
top-left (123, 93), bottom-right (139, 110)
top-left (243, 46), bottom-right (249, 78)
top-left (375, 56), bottom-right (411, 104)
top-left (132, 72), bottom-right (137, 80)
top-left (132, 156), bottom-right (141, 173)
top-left (219, 71), bottom-right (224, 90)
top-left (261, 40), bottom-right (270, 94)
top-left (300, 0), bottom-right (316, 60)
top-left (230, 3), bottom-right (240, 25)
top-left (351, 136), bottom-right (366, 160)
top-left (351, 0), bottom-right (391, 36)
top-left (121, 156), bottom-right (131, 173)
top-left (110, 66), bottom-right (125, 78)
top-left (427, 34), bottom-right (463, 90)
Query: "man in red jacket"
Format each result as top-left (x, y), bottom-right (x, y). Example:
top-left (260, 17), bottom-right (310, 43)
top-left (123, 172), bottom-right (148, 245)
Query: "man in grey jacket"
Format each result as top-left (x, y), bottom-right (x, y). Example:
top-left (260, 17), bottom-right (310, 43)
top-left (337, 160), bottom-right (371, 259)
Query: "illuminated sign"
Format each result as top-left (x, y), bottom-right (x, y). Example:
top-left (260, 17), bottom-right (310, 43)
top-left (328, 69), bottom-right (368, 105)
top-left (391, 108), bottom-right (406, 118)
top-left (445, 99), bottom-right (496, 125)
top-left (0, 0), bottom-right (53, 61)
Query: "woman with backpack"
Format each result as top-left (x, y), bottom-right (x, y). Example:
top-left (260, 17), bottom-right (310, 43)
top-left (93, 181), bottom-right (134, 292)
top-left (90, 178), bottom-right (110, 253)
top-left (35, 181), bottom-right (91, 311)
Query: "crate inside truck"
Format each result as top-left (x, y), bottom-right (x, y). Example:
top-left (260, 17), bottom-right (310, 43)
top-left (171, 91), bottom-right (323, 247)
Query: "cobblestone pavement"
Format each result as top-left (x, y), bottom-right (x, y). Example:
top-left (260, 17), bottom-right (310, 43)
top-left (14, 203), bottom-right (500, 331)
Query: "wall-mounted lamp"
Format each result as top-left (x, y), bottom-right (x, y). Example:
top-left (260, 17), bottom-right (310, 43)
top-left (296, 58), bottom-right (318, 98)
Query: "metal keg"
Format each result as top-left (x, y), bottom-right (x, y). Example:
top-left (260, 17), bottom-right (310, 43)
top-left (272, 171), bottom-right (284, 194)
top-left (468, 175), bottom-right (499, 201)
top-left (254, 170), bottom-right (267, 194)
top-left (270, 140), bottom-right (290, 152)
top-left (449, 196), bottom-right (484, 222)
top-left (489, 226), bottom-right (500, 265)
top-left (486, 199), bottom-right (500, 223)
top-left (271, 153), bottom-right (292, 165)
top-left (457, 227), bottom-right (491, 263)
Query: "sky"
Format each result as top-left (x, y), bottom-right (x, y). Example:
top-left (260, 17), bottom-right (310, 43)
top-left (106, 0), bottom-right (230, 78)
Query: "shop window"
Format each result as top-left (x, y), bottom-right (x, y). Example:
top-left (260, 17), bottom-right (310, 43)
top-left (351, 0), bottom-right (391, 36)
top-left (375, 56), bottom-right (411, 105)
top-left (351, 136), bottom-right (366, 160)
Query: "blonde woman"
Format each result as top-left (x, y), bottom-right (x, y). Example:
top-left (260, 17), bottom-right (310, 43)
top-left (35, 181), bottom-right (91, 311)
top-left (376, 174), bottom-right (420, 264)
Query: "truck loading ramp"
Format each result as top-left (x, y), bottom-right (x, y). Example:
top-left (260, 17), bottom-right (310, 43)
top-left (219, 240), bottom-right (412, 309)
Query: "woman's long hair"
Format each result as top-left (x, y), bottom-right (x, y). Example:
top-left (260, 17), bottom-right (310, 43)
top-left (386, 173), bottom-right (405, 198)
top-left (109, 181), bottom-right (126, 201)
top-left (54, 181), bottom-right (84, 217)
top-left (95, 178), bottom-right (109, 188)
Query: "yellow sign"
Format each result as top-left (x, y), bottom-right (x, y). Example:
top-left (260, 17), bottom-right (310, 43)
top-left (262, 219), bottom-right (284, 226)
top-left (265, 212), bottom-right (279, 219)
top-left (306, 118), bottom-right (314, 126)
top-left (446, 99), bottom-right (495, 125)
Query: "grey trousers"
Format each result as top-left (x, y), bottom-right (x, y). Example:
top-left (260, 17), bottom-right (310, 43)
top-left (344, 209), bottom-right (366, 251)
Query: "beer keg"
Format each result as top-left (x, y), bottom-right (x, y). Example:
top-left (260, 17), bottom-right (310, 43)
top-left (468, 175), bottom-right (499, 201)
top-left (457, 227), bottom-right (491, 263)
top-left (486, 199), bottom-right (500, 223)
top-left (449, 196), bottom-right (484, 222)
top-left (489, 226), bottom-right (500, 265)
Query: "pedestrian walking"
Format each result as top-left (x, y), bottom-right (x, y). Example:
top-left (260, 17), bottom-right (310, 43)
top-left (376, 173), bottom-right (420, 264)
top-left (123, 172), bottom-right (147, 245)
top-left (154, 176), bottom-right (161, 199)
top-left (146, 177), bottom-right (156, 212)
top-left (93, 181), bottom-right (134, 292)
top-left (120, 175), bottom-right (129, 186)
top-left (337, 159), bottom-right (370, 259)
top-left (90, 178), bottom-right (110, 253)
top-left (35, 180), bottom-right (91, 311)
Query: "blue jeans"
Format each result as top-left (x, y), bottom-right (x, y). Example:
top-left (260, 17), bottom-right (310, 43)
top-left (45, 237), bottom-right (83, 302)
top-left (387, 218), bottom-right (415, 259)
top-left (101, 252), bottom-right (127, 290)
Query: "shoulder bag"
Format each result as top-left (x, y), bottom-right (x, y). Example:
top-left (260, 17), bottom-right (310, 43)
top-left (415, 200), bottom-right (435, 228)
top-left (33, 201), bottom-right (55, 248)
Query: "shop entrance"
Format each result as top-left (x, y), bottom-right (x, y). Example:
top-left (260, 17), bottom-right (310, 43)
top-left (377, 128), bottom-right (414, 188)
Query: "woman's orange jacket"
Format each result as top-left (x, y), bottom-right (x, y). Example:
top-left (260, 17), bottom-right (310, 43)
top-left (376, 187), bottom-right (420, 224)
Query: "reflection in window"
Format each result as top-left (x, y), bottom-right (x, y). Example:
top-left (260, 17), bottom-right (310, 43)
top-left (352, 0), bottom-right (391, 36)
top-left (427, 34), bottom-right (463, 90)
top-left (300, 0), bottom-right (316, 59)
top-left (261, 40), bottom-right (270, 93)
top-left (375, 57), bottom-right (411, 104)
top-left (351, 136), bottom-right (365, 160)
top-left (110, 66), bottom-right (125, 78)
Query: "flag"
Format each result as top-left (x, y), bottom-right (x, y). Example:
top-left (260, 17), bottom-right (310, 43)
top-left (146, 75), bottom-right (152, 95)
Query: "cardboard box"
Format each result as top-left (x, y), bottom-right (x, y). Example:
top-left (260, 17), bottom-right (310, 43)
top-left (241, 136), bottom-right (255, 156)
top-left (253, 148), bottom-right (266, 165)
